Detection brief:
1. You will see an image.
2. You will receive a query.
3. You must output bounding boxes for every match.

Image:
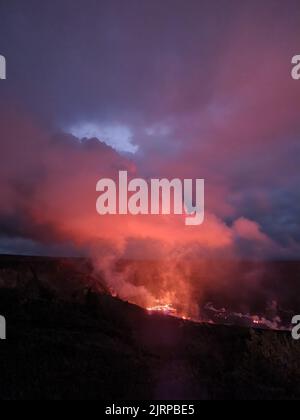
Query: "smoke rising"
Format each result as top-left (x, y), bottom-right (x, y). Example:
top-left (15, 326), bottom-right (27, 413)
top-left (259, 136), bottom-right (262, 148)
top-left (0, 105), bottom-right (298, 323)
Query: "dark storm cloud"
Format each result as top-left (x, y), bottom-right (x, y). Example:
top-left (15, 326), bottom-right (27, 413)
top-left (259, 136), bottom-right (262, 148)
top-left (0, 0), bottom-right (300, 257)
top-left (0, 0), bottom-right (232, 123)
top-left (1, 0), bottom-right (297, 124)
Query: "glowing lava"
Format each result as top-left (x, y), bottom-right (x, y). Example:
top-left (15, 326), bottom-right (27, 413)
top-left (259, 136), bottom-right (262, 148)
top-left (146, 302), bottom-right (178, 316)
top-left (146, 301), bottom-right (191, 320)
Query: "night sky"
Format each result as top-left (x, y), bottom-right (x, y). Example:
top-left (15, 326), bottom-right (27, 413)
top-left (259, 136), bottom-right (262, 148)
top-left (0, 0), bottom-right (300, 260)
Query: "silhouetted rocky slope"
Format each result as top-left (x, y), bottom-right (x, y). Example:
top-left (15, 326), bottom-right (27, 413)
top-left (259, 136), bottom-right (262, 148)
top-left (0, 255), bottom-right (299, 400)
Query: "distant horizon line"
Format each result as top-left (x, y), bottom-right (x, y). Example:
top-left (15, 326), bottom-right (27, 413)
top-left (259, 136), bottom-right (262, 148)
top-left (0, 253), bottom-right (298, 263)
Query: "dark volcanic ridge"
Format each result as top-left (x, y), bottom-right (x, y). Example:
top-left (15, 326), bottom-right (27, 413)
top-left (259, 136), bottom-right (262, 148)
top-left (0, 254), bottom-right (297, 330)
top-left (0, 255), bottom-right (299, 399)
